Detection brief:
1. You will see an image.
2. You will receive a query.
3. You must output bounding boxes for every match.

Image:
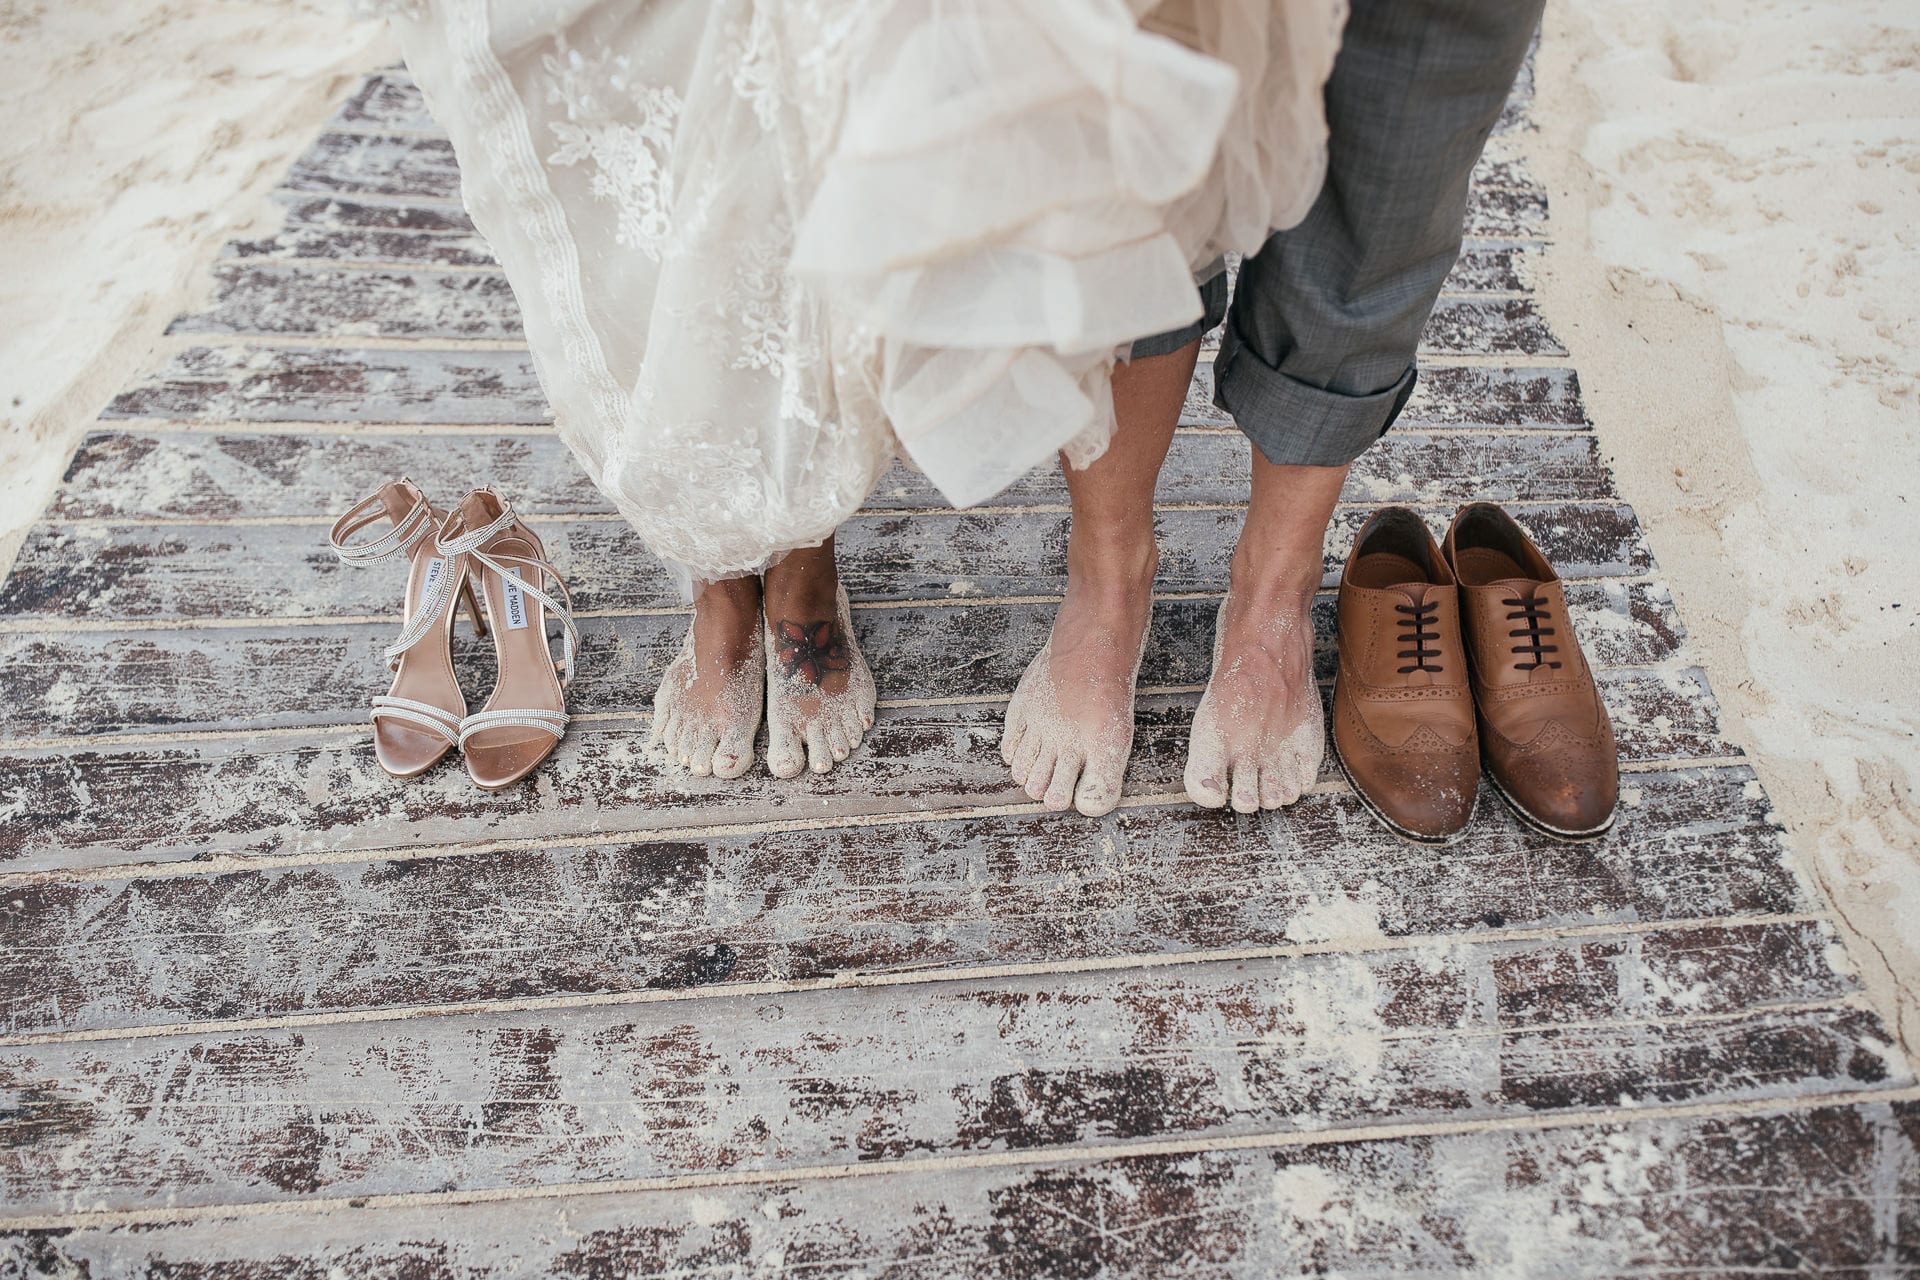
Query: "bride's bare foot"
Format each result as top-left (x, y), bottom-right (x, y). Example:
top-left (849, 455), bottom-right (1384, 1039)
top-left (651, 576), bottom-right (765, 779)
top-left (1185, 574), bottom-right (1325, 813)
top-left (1002, 537), bottom-right (1155, 816)
top-left (762, 539), bottom-right (875, 777)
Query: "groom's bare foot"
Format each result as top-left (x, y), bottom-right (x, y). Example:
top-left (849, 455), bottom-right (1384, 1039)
top-left (1002, 535), bottom-right (1156, 816)
top-left (651, 576), bottom-right (765, 779)
top-left (1185, 565), bottom-right (1325, 813)
top-left (762, 539), bottom-right (875, 777)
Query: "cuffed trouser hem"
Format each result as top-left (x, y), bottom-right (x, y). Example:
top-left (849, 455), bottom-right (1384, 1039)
top-left (1213, 319), bottom-right (1419, 468)
top-left (1123, 263), bottom-right (1229, 361)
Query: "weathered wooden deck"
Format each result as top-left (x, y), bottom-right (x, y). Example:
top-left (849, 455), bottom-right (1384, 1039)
top-left (3, 60), bottom-right (1916, 1276)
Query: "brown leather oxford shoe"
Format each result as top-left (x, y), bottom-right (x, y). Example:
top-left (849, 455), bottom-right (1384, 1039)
top-left (1444, 502), bottom-right (1619, 840)
top-left (1331, 508), bottom-right (1480, 844)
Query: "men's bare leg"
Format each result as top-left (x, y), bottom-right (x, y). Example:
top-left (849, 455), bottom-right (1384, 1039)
top-left (1001, 339), bottom-right (1198, 816)
top-left (1184, 455), bottom-right (1348, 812)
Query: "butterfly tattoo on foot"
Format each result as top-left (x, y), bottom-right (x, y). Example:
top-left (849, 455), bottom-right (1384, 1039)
top-left (775, 618), bottom-right (852, 684)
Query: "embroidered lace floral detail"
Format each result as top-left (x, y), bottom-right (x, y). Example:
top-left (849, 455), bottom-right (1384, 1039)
top-left (542, 40), bottom-right (683, 261)
top-left (719, 12), bottom-right (783, 134)
top-left (724, 216), bottom-right (792, 375)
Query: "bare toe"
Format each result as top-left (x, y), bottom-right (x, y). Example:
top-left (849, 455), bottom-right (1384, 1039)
top-left (1230, 763), bottom-right (1260, 814)
top-left (1043, 751), bottom-right (1082, 811)
top-left (684, 724), bottom-right (720, 777)
top-left (1073, 754), bottom-right (1124, 818)
top-left (1023, 748), bottom-right (1058, 803)
top-left (1011, 731), bottom-right (1044, 788)
top-left (805, 721), bottom-right (835, 774)
top-left (840, 704), bottom-right (868, 751)
top-left (1259, 766), bottom-right (1293, 810)
top-left (1000, 710), bottom-right (1027, 766)
top-left (825, 720), bottom-right (852, 762)
top-left (652, 705), bottom-right (678, 752)
top-left (1184, 732), bottom-right (1229, 809)
top-left (712, 725), bottom-right (756, 780)
top-left (768, 729), bottom-right (805, 779)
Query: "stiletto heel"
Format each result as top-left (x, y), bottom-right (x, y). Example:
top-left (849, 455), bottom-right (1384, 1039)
top-left (458, 575), bottom-right (490, 638)
top-left (328, 478), bottom-right (473, 779)
top-left (436, 488), bottom-right (578, 790)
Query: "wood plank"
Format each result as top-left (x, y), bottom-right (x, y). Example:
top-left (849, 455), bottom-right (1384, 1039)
top-left (103, 344), bottom-right (552, 424)
top-left (328, 70), bottom-right (435, 133)
top-left (11, 1097), bottom-right (1907, 1276)
top-left (0, 668), bottom-right (1739, 873)
top-left (0, 581), bottom-right (1681, 741)
top-left (170, 264), bottom-right (521, 340)
top-left (167, 263), bottom-right (1565, 356)
top-left (47, 427), bottom-right (1615, 522)
top-left (283, 132), bottom-right (463, 200)
top-left (0, 502), bottom-right (1654, 622)
top-left (8, 669), bottom-right (1747, 880)
top-left (0, 784), bottom-right (1817, 1036)
top-left (0, 660), bottom-right (1743, 871)
top-left (0, 925), bottom-right (1895, 1216)
top-left (270, 192), bottom-right (476, 236)
top-left (223, 220), bottom-right (501, 269)
top-left (220, 218), bottom-right (1536, 294)
top-left (1464, 182), bottom-right (1549, 241)
top-left (1470, 149), bottom-right (1533, 195)
top-left (108, 343), bottom-right (1590, 428)
top-left (278, 130), bottom-right (1547, 234)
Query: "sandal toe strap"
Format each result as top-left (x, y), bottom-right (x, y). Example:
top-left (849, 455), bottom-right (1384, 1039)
top-left (459, 707), bottom-right (569, 747)
top-left (370, 695), bottom-right (463, 743)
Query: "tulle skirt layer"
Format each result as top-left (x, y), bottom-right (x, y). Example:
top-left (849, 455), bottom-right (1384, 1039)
top-left (386, 0), bottom-right (1345, 584)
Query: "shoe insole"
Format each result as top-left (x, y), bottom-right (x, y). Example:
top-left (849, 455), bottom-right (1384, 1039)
top-left (472, 535), bottom-right (564, 772)
top-left (1349, 551), bottom-right (1430, 590)
top-left (379, 536), bottom-right (465, 773)
top-left (1453, 546), bottom-right (1529, 587)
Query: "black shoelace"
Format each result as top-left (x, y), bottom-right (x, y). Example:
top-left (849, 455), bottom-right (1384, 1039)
top-left (1395, 600), bottom-right (1444, 674)
top-left (1504, 593), bottom-right (1563, 670)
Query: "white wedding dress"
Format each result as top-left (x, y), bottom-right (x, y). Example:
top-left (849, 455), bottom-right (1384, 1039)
top-left (382, 0), bottom-right (1346, 586)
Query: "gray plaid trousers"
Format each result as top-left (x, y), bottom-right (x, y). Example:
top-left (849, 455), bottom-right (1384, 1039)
top-left (1130, 0), bottom-right (1545, 466)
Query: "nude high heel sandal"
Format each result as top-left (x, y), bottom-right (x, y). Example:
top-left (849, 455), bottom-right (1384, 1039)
top-left (435, 488), bottom-right (579, 790)
top-left (329, 478), bottom-right (489, 779)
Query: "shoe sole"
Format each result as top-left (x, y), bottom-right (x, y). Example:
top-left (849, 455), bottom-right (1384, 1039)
top-left (1480, 765), bottom-right (1618, 842)
top-left (1329, 737), bottom-right (1473, 847)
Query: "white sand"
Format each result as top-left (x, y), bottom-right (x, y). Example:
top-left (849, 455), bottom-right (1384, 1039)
top-left (0, 0), bottom-right (388, 573)
top-left (1530, 0), bottom-right (1920, 1048)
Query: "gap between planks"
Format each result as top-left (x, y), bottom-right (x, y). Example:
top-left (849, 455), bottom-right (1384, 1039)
top-left (4, 1081), bottom-right (1910, 1235)
top-left (0, 755), bottom-right (1755, 893)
